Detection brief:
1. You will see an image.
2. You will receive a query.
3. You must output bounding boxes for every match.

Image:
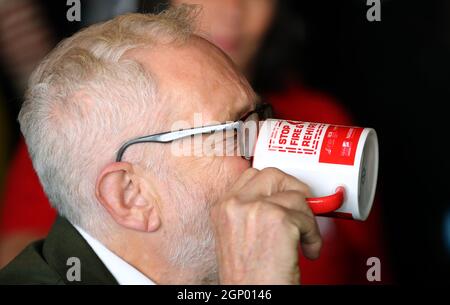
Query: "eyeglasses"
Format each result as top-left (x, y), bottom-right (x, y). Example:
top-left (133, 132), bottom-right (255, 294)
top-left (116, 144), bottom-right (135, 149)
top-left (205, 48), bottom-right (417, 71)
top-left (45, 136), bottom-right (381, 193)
top-left (115, 102), bottom-right (273, 162)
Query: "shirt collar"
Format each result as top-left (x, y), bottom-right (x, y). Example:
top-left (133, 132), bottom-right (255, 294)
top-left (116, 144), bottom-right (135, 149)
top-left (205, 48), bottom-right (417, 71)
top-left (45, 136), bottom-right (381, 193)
top-left (73, 224), bottom-right (156, 285)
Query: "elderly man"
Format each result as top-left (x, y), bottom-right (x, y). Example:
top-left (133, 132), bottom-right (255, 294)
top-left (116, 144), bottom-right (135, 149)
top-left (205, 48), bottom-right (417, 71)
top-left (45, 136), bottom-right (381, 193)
top-left (0, 6), bottom-right (321, 285)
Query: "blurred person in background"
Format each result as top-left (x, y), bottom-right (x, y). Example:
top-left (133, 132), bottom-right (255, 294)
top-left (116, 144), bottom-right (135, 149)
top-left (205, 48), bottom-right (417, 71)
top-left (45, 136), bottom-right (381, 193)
top-left (0, 0), bottom-right (391, 284)
top-left (0, 0), bottom-right (57, 266)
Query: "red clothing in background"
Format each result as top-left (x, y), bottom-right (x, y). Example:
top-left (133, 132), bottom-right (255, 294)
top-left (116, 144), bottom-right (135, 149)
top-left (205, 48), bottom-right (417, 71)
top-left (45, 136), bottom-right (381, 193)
top-left (0, 83), bottom-right (390, 283)
top-left (0, 141), bottom-right (56, 237)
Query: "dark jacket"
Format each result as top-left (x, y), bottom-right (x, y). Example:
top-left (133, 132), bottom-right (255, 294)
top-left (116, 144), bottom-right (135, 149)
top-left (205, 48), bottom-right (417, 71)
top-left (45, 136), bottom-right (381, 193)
top-left (0, 217), bottom-right (118, 284)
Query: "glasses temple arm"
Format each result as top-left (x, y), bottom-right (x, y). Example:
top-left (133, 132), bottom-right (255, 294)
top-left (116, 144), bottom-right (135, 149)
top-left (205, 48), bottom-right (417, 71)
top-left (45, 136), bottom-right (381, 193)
top-left (116, 121), bottom-right (240, 162)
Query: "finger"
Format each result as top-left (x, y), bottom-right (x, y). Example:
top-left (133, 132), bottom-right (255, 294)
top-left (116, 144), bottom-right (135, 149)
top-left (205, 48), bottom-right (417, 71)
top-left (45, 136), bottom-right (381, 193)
top-left (228, 167), bottom-right (260, 193)
top-left (285, 209), bottom-right (322, 260)
top-left (264, 190), bottom-right (314, 217)
top-left (239, 167), bottom-right (312, 200)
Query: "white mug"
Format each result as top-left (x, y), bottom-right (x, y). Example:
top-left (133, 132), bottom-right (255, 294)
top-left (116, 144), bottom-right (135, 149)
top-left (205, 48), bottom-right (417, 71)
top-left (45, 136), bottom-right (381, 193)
top-left (252, 119), bottom-right (379, 221)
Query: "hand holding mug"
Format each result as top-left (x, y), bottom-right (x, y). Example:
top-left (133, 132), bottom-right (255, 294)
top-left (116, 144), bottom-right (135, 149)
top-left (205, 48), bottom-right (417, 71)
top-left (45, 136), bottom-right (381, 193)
top-left (211, 167), bottom-right (322, 285)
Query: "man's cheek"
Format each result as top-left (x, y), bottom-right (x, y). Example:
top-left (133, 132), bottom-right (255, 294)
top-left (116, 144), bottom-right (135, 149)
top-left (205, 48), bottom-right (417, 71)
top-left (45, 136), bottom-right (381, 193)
top-left (223, 156), bottom-right (251, 178)
top-left (238, 156), bottom-right (252, 170)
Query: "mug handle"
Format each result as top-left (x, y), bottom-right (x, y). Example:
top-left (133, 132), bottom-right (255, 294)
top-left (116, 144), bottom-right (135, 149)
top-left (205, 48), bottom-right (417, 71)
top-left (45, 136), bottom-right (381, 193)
top-left (306, 187), bottom-right (345, 214)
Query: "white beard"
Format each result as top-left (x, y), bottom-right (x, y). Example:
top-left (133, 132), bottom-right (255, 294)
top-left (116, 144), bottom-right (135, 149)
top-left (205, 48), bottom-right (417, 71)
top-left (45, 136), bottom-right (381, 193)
top-left (164, 174), bottom-right (221, 284)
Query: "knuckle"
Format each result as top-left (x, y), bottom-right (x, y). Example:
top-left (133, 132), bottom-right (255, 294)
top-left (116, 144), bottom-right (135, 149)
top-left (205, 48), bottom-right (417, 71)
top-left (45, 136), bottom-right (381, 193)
top-left (216, 196), bottom-right (241, 219)
top-left (292, 181), bottom-right (311, 196)
top-left (291, 190), bottom-right (306, 201)
top-left (247, 200), bottom-right (284, 223)
top-left (248, 200), bottom-right (265, 216)
top-left (265, 205), bottom-right (288, 224)
top-left (275, 211), bottom-right (300, 237)
top-left (294, 192), bottom-right (313, 212)
top-left (245, 167), bottom-right (259, 176)
top-left (302, 184), bottom-right (313, 197)
top-left (286, 219), bottom-right (301, 238)
top-left (260, 167), bottom-right (284, 178)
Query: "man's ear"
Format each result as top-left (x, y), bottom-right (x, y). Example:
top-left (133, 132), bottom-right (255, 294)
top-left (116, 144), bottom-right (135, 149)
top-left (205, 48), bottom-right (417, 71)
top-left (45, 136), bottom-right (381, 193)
top-left (95, 162), bottom-right (161, 233)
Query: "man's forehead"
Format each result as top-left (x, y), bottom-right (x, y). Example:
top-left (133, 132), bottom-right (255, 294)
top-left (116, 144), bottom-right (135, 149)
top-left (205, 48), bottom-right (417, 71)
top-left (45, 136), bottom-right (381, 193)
top-left (124, 35), bottom-right (255, 124)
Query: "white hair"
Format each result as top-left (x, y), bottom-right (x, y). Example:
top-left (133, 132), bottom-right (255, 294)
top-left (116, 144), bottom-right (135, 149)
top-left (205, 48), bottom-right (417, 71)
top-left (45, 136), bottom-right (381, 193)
top-left (18, 6), bottom-right (198, 237)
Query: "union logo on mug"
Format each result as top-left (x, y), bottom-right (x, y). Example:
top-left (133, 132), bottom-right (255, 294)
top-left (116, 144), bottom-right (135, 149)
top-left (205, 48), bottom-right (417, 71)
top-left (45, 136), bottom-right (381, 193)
top-left (252, 119), bottom-right (379, 221)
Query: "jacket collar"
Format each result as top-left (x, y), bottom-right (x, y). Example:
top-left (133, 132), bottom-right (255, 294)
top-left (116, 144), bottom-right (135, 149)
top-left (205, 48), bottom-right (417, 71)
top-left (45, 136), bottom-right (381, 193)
top-left (42, 216), bottom-right (118, 285)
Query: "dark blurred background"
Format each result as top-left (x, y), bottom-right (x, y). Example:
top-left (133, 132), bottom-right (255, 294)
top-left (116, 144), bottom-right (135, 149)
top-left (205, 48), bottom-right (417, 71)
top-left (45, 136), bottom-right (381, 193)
top-left (0, 0), bottom-right (449, 284)
top-left (299, 0), bottom-right (450, 283)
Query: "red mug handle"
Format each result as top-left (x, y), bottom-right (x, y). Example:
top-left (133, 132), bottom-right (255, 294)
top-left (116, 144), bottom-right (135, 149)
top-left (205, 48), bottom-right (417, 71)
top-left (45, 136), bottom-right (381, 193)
top-left (306, 187), bottom-right (345, 214)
